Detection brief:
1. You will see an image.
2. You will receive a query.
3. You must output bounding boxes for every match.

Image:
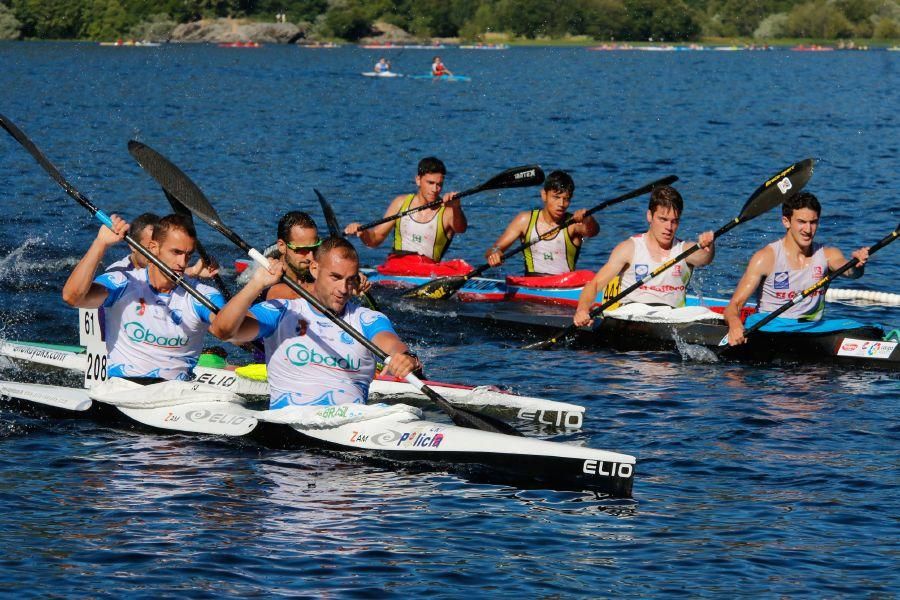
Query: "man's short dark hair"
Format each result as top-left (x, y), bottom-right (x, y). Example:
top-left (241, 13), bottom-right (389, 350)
top-left (418, 157), bottom-right (446, 176)
top-left (152, 214), bottom-right (197, 243)
top-left (648, 185), bottom-right (683, 216)
top-left (314, 237), bottom-right (358, 262)
top-left (277, 211), bottom-right (318, 242)
top-left (131, 212), bottom-right (160, 235)
top-left (782, 192), bottom-right (821, 218)
top-left (543, 170), bottom-right (575, 196)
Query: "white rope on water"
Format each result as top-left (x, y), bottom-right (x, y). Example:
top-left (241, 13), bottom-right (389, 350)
top-left (826, 288), bottom-right (900, 306)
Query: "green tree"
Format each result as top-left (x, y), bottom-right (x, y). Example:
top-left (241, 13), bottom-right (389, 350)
top-left (82, 0), bottom-right (131, 40)
top-left (785, 0), bottom-right (853, 37)
top-left (622, 0), bottom-right (701, 40)
top-left (0, 3), bottom-right (23, 39)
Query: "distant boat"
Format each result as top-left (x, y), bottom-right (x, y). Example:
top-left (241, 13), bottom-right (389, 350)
top-left (218, 41), bottom-right (261, 48)
top-left (299, 42), bottom-right (340, 48)
top-left (459, 43), bottom-right (509, 50)
top-left (361, 71), bottom-right (403, 78)
top-left (361, 43), bottom-right (445, 50)
top-left (791, 45), bottom-right (834, 51)
top-left (408, 74), bottom-right (471, 82)
top-left (99, 40), bottom-right (160, 47)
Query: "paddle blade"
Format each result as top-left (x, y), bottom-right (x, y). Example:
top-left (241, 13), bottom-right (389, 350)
top-left (474, 165), bottom-right (545, 193)
top-left (128, 140), bottom-right (223, 226)
top-left (404, 276), bottom-right (466, 300)
top-left (314, 188), bottom-right (343, 237)
top-left (738, 158), bottom-right (815, 221)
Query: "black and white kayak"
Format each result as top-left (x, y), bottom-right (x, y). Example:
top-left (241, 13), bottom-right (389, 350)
top-left (0, 378), bottom-right (635, 497)
top-left (0, 340), bottom-right (585, 429)
top-left (449, 302), bottom-right (900, 370)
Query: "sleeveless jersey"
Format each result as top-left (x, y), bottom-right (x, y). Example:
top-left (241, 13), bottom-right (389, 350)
top-left (758, 240), bottom-right (829, 320)
top-left (522, 210), bottom-right (579, 275)
top-left (251, 298), bottom-right (396, 409)
top-left (392, 194), bottom-right (451, 260)
top-left (618, 234), bottom-right (693, 307)
top-left (95, 268), bottom-right (223, 380)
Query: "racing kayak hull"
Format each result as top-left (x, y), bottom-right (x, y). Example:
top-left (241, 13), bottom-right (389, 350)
top-left (450, 304), bottom-right (900, 369)
top-left (0, 340), bottom-right (585, 428)
top-left (0, 381), bottom-right (634, 497)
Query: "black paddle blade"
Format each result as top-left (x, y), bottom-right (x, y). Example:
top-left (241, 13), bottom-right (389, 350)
top-left (404, 275), bottom-right (467, 300)
top-left (128, 140), bottom-right (224, 226)
top-left (738, 158), bottom-right (814, 221)
top-left (476, 165), bottom-right (545, 193)
top-left (314, 188), bottom-right (343, 237)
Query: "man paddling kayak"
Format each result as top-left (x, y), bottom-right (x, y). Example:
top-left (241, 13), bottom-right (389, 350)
top-left (210, 237), bottom-right (420, 408)
top-left (723, 192), bottom-right (869, 345)
top-left (344, 157), bottom-right (470, 276)
top-left (265, 210), bottom-right (371, 301)
top-left (374, 57), bottom-right (391, 73)
top-left (573, 185), bottom-right (715, 326)
top-left (484, 170), bottom-right (599, 275)
top-left (62, 214), bottom-right (226, 380)
top-left (105, 212), bottom-right (218, 278)
top-left (431, 56), bottom-right (452, 77)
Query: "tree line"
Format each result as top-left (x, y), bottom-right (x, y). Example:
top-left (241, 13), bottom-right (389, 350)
top-left (0, 0), bottom-right (898, 41)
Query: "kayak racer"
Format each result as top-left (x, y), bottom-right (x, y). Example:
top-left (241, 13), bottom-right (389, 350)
top-left (61, 214), bottom-right (225, 381)
top-left (344, 156), bottom-right (471, 276)
top-left (573, 185), bottom-right (715, 326)
top-left (431, 56), bottom-right (452, 77)
top-left (374, 57), bottom-right (391, 73)
top-left (209, 237), bottom-right (420, 408)
top-left (723, 191), bottom-right (869, 345)
top-left (484, 170), bottom-right (599, 276)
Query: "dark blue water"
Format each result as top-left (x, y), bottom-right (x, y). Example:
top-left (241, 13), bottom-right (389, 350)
top-left (1, 42), bottom-right (898, 596)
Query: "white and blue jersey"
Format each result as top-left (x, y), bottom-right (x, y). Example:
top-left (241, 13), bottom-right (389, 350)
top-left (95, 268), bottom-right (223, 380)
top-left (250, 298), bottom-right (395, 409)
top-left (105, 255), bottom-right (137, 273)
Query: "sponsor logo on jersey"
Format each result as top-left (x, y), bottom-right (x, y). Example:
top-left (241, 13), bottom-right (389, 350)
top-left (123, 321), bottom-right (188, 348)
top-left (295, 318), bottom-right (308, 337)
top-left (359, 312), bottom-right (382, 327)
top-left (773, 271), bottom-right (790, 290)
top-left (340, 331), bottom-right (354, 345)
top-left (136, 298), bottom-right (147, 316)
top-left (634, 264), bottom-right (649, 279)
top-left (169, 309), bottom-right (183, 325)
top-left (286, 343), bottom-right (361, 371)
top-left (813, 266), bottom-right (823, 279)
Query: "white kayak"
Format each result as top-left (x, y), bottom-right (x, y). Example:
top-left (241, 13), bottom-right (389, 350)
top-left (361, 71), bottom-right (403, 78)
top-left (0, 378), bottom-right (635, 496)
top-left (0, 340), bottom-right (585, 429)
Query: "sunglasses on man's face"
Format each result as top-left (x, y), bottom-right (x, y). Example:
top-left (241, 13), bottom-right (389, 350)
top-left (285, 239), bottom-right (322, 252)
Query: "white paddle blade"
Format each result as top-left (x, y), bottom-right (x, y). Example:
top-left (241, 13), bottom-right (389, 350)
top-left (116, 402), bottom-right (258, 436)
top-left (0, 381), bottom-right (92, 411)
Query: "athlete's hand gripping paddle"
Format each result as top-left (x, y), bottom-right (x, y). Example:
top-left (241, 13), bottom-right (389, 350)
top-left (127, 140), bottom-right (523, 436)
top-left (405, 175), bottom-right (679, 301)
top-left (718, 221), bottom-right (899, 350)
top-left (524, 158), bottom-right (816, 351)
top-left (353, 165), bottom-right (546, 232)
top-left (0, 114), bottom-right (220, 315)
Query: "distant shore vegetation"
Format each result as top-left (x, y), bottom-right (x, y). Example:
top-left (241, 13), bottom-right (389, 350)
top-left (0, 0), bottom-right (898, 42)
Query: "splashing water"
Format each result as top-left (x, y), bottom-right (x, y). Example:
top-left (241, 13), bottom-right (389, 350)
top-left (0, 236), bottom-right (79, 285)
top-left (673, 330), bottom-right (720, 363)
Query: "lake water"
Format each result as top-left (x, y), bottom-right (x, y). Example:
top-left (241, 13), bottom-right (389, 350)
top-left (0, 42), bottom-right (898, 596)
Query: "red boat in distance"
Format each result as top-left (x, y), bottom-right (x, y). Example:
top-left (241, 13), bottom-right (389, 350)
top-left (219, 41), bottom-right (261, 48)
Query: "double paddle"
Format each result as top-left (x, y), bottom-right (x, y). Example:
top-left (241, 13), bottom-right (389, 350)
top-left (719, 220), bottom-right (900, 349)
top-left (0, 114), bottom-right (221, 316)
top-left (524, 158), bottom-right (816, 351)
top-left (127, 140), bottom-right (523, 437)
top-left (405, 175), bottom-right (679, 300)
top-left (313, 188), bottom-right (380, 311)
top-left (352, 165), bottom-right (545, 233)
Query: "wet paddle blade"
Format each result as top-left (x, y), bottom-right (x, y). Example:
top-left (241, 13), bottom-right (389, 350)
top-left (314, 188), bottom-right (343, 237)
top-left (404, 276), bottom-right (467, 300)
top-left (469, 165), bottom-right (545, 194)
top-left (738, 158), bottom-right (814, 221)
top-left (128, 140), bottom-right (224, 227)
